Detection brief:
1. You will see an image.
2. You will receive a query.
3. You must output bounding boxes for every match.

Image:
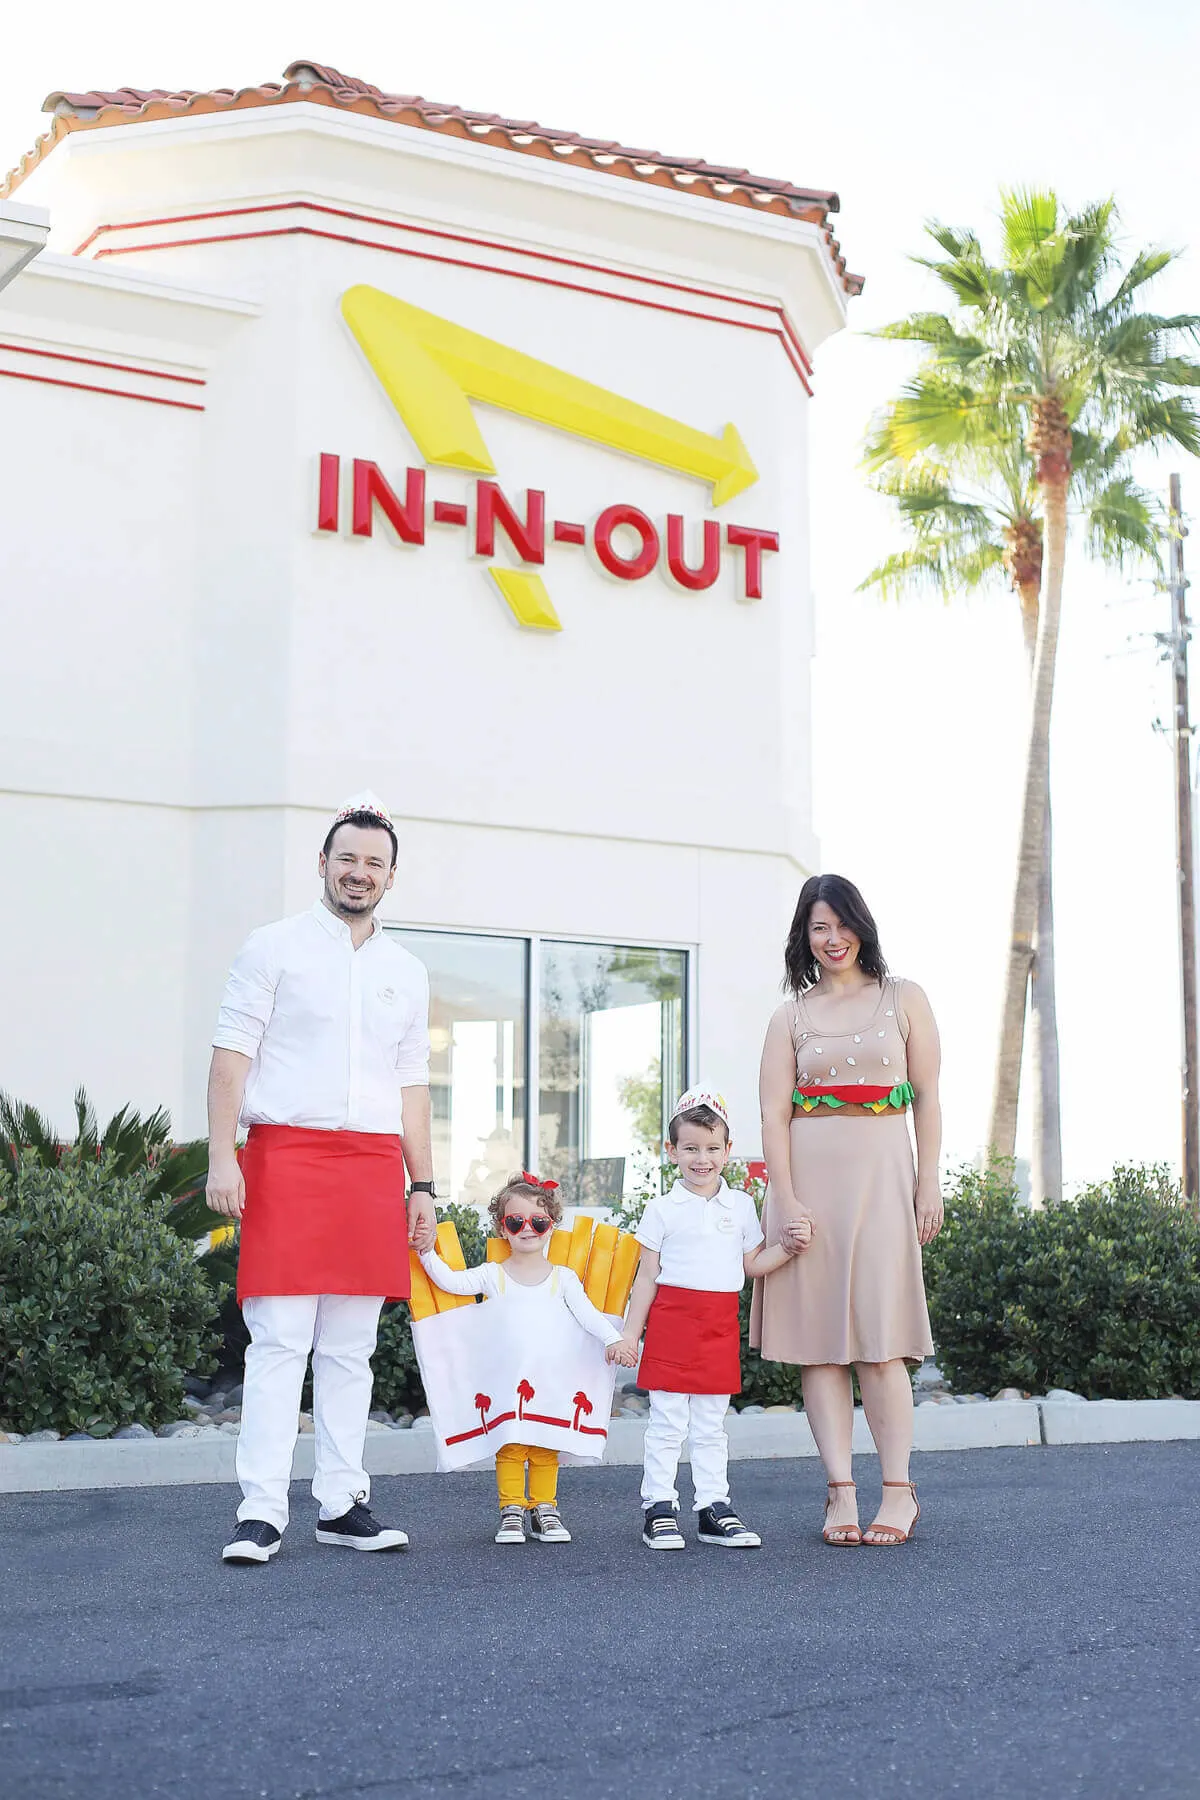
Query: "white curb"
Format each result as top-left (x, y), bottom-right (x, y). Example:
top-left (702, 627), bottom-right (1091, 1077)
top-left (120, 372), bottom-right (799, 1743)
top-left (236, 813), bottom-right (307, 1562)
top-left (4, 1397), bottom-right (1195, 1494)
top-left (1040, 1397), bottom-right (1200, 1445)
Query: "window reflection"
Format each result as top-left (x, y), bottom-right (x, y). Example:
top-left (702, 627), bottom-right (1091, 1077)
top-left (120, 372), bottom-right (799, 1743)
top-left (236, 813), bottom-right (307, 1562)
top-left (539, 943), bottom-right (685, 1205)
top-left (387, 929), bottom-right (527, 1205)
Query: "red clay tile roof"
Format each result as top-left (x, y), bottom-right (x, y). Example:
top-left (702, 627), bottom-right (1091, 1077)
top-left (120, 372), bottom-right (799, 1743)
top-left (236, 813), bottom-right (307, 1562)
top-left (2, 60), bottom-right (862, 295)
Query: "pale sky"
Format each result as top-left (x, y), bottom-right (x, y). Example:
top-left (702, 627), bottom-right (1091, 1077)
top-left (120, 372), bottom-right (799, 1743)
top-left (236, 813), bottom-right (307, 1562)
top-left (5, 0), bottom-right (1198, 1187)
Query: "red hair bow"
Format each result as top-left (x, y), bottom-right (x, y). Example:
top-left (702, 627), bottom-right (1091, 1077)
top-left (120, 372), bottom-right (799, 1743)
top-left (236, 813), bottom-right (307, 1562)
top-left (521, 1171), bottom-right (559, 1193)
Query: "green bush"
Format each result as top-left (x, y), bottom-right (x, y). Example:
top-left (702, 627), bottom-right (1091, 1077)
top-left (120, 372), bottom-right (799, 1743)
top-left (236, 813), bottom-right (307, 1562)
top-left (0, 1151), bottom-right (224, 1436)
top-left (370, 1202), bottom-right (488, 1416)
top-left (926, 1160), bottom-right (1200, 1399)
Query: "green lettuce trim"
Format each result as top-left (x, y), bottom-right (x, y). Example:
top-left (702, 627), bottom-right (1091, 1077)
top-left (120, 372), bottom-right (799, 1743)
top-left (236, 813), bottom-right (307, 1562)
top-left (792, 1081), bottom-right (914, 1114)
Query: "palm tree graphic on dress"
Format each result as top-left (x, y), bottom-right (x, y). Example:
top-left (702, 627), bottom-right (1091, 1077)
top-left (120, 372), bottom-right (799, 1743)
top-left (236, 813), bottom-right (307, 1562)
top-left (474, 1393), bottom-right (491, 1434)
top-left (572, 1391), bottom-right (592, 1431)
top-left (517, 1379), bottom-right (534, 1421)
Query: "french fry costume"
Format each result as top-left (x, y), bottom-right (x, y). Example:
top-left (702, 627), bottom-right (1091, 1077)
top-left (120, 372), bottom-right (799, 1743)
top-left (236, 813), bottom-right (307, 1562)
top-left (212, 794), bottom-right (431, 1534)
top-left (750, 977), bottom-right (934, 1365)
top-left (410, 1220), bottom-right (640, 1505)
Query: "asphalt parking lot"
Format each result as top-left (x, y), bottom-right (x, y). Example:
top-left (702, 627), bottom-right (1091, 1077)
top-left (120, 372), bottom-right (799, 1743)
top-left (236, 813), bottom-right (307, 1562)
top-left (3, 1441), bottom-right (1197, 1800)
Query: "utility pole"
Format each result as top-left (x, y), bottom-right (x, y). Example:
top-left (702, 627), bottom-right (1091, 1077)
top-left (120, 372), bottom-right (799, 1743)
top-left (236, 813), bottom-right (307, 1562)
top-left (1167, 475), bottom-right (1199, 1207)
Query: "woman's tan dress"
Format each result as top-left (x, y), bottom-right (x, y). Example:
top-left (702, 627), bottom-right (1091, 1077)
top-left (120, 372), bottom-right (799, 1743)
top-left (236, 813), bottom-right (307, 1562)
top-left (749, 977), bottom-right (934, 1366)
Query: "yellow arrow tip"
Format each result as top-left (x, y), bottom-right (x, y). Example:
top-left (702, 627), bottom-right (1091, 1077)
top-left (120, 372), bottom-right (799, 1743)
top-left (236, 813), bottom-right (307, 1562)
top-left (489, 568), bottom-right (562, 632)
top-left (712, 424), bottom-right (759, 506)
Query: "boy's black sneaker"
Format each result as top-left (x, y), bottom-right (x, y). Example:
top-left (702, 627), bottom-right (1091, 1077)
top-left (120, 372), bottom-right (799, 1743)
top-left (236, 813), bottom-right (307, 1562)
top-left (642, 1501), bottom-right (686, 1550)
top-left (222, 1519), bottom-right (281, 1564)
top-left (314, 1500), bottom-right (409, 1551)
top-left (697, 1502), bottom-right (761, 1547)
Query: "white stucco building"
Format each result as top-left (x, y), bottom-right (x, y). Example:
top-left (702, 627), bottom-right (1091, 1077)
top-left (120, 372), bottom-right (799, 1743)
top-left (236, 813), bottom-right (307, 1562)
top-left (0, 60), bottom-right (858, 1198)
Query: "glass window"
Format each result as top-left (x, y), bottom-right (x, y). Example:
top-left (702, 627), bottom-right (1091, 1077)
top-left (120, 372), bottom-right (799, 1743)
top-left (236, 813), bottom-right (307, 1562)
top-left (388, 929), bottom-right (527, 1206)
top-left (538, 942), bottom-right (686, 1205)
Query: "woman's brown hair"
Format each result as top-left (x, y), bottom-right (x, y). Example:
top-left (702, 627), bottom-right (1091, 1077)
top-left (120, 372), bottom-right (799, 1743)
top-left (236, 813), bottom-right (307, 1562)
top-left (784, 873), bottom-right (889, 993)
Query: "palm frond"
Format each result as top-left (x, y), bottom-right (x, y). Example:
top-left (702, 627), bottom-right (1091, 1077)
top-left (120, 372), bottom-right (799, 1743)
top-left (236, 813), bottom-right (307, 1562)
top-left (72, 1086), bottom-right (98, 1160)
top-left (1082, 475), bottom-right (1163, 570)
top-left (0, 1090), bottom-right (60, 1169)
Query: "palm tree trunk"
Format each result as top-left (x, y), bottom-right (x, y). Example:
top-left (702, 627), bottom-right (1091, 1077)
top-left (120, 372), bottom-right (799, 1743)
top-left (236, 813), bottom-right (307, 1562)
top-left (1017, 586), bottom-right (1064, 1205)
top-left (1030, 796), bottom-right (1063, 1203)
top-left (989, 477), bottom-right (1069, 1160)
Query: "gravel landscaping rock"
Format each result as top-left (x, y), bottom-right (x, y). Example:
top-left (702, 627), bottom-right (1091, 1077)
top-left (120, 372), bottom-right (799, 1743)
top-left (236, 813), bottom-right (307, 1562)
top-left (113, 1425), bottom-right (156, 1440)
top-left (157, 1422), bottom-right (207, 1439)
top-left (22, 1429), bottom-right (61, 1442)
top-left (1046, 1388), bottom-right (1086, 1402)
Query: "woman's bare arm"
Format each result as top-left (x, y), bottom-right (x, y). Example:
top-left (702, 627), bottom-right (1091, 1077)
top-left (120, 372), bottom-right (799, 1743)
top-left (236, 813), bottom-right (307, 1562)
top-left (760, 1006), bottom-right (809, 1242)
top-left (902, 980), bottom-right (945, 1245)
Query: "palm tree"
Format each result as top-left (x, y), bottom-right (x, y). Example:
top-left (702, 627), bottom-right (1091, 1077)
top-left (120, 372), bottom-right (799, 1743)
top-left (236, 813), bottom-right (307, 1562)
top-left (0, 1085), bottom-right (209, 1214)
top-left (474, 1392), bottom-right (492, 1433)
top-left (868, 190), bottom-right (1200, 1179)
top-left (572, 1390), bottom-right (593, 1430)
top-left (516, 1378), bottom-right (534, 1420)
top-left (862, 423), bottom-right (1160, 1200)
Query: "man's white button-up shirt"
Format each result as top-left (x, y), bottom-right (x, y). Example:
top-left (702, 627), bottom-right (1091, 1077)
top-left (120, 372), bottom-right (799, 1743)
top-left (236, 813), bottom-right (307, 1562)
top-left (635, 1179), bottom-right (764, 1292)
top-left (212, 902), bottom-right (431, 1134)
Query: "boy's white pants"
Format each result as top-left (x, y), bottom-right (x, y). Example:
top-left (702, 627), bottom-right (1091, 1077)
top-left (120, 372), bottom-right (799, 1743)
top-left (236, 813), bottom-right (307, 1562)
top-left (640, 1390), bottom-right (731, 1512)
top-left (236, 1294), bottom-right (384, 1532)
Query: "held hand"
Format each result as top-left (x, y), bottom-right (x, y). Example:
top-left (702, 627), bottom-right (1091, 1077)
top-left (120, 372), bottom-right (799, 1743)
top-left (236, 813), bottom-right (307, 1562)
top-left (206, 1156), bottom-right (245, 1221)
top-left (914, 1184), bottom-right (944, 1246)
top-left (782, 1216), bottom-right (813, 1253)
top-left (607, 1337), bottom-right (638, 1367)
top-left (408, 1194), bottom-right (437, 1253)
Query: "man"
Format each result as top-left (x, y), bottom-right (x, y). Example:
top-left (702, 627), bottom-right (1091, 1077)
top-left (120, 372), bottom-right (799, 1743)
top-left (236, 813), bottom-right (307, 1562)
top-left (206, 792), bottom-right (437, 1566)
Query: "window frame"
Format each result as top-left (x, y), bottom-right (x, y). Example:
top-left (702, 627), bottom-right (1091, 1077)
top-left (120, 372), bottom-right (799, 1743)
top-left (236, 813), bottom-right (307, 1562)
top-left (384, 918), bottom-right (695, 1175)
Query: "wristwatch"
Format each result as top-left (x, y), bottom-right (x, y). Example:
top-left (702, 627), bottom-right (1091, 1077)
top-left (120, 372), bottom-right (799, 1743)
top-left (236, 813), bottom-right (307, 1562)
top-left (409, 1180), bottom-right (437, 1199)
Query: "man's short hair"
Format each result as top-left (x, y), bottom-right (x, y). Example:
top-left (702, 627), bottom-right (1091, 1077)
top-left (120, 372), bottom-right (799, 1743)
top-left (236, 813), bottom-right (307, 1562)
top-left (322, 811), bottom-right (398, 868)
top-left (668, 1103), bottom-right (730, 1147)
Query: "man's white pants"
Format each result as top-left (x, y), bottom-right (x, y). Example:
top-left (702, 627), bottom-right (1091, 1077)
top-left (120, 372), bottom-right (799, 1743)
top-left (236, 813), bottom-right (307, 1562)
top-left (236, 1294), bottom-right (385, 1532)
top-left (640, 1390), bottom-right (731, 1512)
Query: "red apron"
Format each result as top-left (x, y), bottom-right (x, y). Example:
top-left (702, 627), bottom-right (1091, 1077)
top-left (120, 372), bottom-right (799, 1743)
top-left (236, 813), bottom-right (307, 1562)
top-left (237, 1124), bottom-right (410, 1303)
top-left (638, 1286), bottom-right (742, 1395)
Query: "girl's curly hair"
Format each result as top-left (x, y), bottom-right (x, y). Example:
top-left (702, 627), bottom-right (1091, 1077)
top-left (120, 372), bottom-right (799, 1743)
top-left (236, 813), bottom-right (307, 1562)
top-left (487, 1173), bottom-right (565, 1235)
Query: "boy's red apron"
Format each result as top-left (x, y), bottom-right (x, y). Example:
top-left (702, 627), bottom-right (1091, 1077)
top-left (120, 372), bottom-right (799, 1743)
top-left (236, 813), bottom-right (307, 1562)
top-left (236, 1124), bottom-right (410, 1302)
top-left (638, 1286), bottom-right (741, 1394)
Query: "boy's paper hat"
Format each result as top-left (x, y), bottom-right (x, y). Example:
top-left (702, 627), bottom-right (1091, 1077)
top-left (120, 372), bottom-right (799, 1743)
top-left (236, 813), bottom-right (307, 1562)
top-left (670, 1087), bottom-right (730, 1129)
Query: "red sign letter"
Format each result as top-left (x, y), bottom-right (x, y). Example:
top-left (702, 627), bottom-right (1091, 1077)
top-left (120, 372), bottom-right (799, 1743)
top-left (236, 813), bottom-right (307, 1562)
top-left (594, 504), bottom-right (660, 581)
top-left (665, 516), bottom-right (721, 591)
top-left (475, 483), bottom-right (546, 564)
top-left (725, 524), bottom-right (780, 600)
top-left (317, 454), bottom-right (340, 532)
top-left (352, 462), bottom-right (426, 543)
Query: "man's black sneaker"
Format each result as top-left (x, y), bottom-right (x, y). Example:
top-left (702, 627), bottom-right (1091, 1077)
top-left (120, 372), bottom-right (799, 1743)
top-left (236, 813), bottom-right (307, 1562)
top-left (222, 1519), bottom-right (282, 1564)
top-left (697, 1503), bottom-right (761, 1547)
top-left (641, 1501), bottom-right (686, 1550)
top-left (314, 1500), bottom-right (409, 1551)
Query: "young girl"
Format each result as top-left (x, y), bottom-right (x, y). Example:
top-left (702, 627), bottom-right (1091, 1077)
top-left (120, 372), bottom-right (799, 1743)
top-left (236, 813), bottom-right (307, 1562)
top-left (419, 1173), bottom-right (635, 1544)
top-left (612, 1089), bottom-right (809, 1550)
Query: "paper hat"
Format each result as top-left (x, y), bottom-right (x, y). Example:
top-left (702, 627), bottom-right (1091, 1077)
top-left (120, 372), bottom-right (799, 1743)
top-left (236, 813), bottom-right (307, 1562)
top-left (332, 789), bottom-right (394, 829)
top-left (670, 1087), bottom-right (730, 1128)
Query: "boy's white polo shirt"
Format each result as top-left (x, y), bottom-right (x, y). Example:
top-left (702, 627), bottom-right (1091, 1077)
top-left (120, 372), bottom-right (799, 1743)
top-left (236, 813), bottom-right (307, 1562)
top-left (635, 1179), bottom-right (764, 1292)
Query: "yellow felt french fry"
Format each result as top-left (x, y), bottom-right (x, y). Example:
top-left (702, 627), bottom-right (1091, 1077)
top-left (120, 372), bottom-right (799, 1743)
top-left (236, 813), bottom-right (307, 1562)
top-left (407, 1252), bottom-right (438, 1322)
top-left (432, 1220), bottom-right (473, 1311)
top-left (584, 1222), bottom-right (618, 1309)
top-left (486, 1238), bottom-right (511, 1263)
top-left (604, 1231), bottom-right (641, 1316)
top-left (566, 1214), bottom-right (592, 1280)
top-left (548, 1228), bottom-right (572, 1266)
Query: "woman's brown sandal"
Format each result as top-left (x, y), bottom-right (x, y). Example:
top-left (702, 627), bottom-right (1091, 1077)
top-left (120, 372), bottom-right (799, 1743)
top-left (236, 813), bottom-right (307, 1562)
top-left (863, 1480), bottom-right (920, 1546)
top-left (822, 1481), bottom-right (862, 1547)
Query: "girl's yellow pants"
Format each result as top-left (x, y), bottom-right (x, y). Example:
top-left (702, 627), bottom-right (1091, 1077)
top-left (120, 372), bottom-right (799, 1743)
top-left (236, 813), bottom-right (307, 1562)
top-left (495, 1441), bottom-right (559, 1509)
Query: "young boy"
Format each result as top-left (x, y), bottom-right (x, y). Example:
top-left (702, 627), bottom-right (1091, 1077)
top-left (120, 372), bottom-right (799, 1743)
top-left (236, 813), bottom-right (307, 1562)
top-left (613, 1088), bottom-right (809, 1550)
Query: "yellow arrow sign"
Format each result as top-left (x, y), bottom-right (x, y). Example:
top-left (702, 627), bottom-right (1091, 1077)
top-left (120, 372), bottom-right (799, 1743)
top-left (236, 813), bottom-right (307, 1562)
top-left (340, 285), bottom-right (759, 506)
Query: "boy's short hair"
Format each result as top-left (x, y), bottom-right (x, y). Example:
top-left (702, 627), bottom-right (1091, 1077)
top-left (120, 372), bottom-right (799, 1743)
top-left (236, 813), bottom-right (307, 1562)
top-left (487, 1173), bottom-right (565, 1234)
top-left (668, 1104), bottom-right (730, 1147)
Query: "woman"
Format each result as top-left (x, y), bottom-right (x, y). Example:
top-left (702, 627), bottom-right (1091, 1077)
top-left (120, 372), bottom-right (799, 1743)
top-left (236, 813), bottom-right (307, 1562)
top-left (751, 874), bottom-right (943, 1546)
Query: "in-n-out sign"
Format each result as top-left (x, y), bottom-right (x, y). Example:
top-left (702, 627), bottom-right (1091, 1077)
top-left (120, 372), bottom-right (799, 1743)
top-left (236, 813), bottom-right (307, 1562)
top-left (317, 287), bottom-right (780, 632)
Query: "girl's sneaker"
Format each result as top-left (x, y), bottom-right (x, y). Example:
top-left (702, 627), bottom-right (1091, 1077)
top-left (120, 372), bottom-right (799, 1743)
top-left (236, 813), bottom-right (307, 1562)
top-left (495, 1505), bottom-right (527, 1545)
top-left (697, 1503), bottom-right (761, 1547)
top-left (528, 1503), bottom-right (572, 1543)
top-left (642, 1502), bottom-right (686, 1550)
